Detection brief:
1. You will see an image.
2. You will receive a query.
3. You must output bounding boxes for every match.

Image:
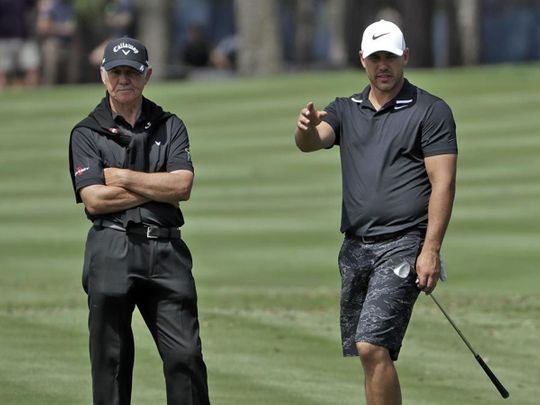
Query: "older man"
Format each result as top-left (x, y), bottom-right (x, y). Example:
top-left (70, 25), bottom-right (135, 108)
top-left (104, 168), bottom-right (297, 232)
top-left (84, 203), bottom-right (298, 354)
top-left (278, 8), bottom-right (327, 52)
top-left (69, 37), bottom-right (210, 405)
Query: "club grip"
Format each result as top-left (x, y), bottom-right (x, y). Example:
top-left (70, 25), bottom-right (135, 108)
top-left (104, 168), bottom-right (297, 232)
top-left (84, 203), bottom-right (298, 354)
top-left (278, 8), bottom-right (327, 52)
top-left (475, 354), bottom-right (509, 399)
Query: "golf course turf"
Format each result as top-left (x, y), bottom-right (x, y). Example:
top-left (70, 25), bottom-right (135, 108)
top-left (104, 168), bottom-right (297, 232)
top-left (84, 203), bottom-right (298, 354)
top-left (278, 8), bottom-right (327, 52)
top-left (1, 64), bottom-right (538, 404)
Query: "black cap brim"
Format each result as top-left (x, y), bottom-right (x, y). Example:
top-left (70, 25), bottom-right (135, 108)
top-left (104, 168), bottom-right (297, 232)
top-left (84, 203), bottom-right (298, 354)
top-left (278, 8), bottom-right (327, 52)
top-left (102, 59), bottom-right (147, 73)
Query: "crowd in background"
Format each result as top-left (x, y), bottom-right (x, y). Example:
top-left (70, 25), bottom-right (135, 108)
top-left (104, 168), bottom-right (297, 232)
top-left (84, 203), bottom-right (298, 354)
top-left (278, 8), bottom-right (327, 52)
top-left (1, 0), bottom-right (539, 90)
top-left (0, 0), bottom-right (238, 90)
top-left (0, 0), bottom-right (76, 89)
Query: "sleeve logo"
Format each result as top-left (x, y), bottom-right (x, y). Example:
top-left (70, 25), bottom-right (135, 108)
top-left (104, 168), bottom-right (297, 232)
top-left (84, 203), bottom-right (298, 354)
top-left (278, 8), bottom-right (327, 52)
top-left (74, 166), bottom-right (90, 177)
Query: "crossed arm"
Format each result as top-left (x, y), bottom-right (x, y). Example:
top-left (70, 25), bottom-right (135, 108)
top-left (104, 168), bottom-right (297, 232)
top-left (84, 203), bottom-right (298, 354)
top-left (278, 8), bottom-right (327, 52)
top-left (80, 169), bottom-right (194, 215)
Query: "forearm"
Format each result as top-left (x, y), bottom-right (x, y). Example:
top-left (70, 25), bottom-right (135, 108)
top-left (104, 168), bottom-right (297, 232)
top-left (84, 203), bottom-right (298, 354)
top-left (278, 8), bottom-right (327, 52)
top-left (295, 127), bottom-right (324, 152)
top-left (415, 182), bottom-right (455, 293)
top-left (423, 181), bottom-right (455, 253)
top-left (80, 184), bottom-right (149, 215)
top-left (106, 169), bottom-right (193, 205)
top-left (295, 123), bottom-right (335, 152)
top-left (422, 154), bottom-right (457, 253)
top-left (415, 154), bottom-right (457, 292)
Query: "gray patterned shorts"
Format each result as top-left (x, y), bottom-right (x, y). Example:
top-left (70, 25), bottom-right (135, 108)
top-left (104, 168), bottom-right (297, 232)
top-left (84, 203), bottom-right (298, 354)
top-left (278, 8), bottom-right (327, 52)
top-left (338, 230), bottom-right (424, 361)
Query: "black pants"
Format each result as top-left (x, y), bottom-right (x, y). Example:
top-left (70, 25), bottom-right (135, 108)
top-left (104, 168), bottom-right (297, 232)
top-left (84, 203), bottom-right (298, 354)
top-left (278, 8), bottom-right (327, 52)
top-left (83, 226), bottom-right (210, 405)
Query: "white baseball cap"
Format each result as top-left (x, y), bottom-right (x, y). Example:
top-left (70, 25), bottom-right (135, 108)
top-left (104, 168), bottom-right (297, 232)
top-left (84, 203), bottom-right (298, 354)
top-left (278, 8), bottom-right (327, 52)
top-left (361, 20), bottom-right (406, 58)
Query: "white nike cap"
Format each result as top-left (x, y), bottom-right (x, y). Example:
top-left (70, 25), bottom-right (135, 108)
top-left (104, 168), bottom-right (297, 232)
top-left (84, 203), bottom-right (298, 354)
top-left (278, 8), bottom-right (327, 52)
top-left (361, 20), bottom-right (406, 58)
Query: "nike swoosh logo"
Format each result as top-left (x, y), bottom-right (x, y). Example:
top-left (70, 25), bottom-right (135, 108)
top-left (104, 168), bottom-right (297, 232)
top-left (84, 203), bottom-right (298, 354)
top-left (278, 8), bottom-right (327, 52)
top-left (155, 141), bottom-right (161, 146)
top-left (372, 32), bottom-right (390, 40)
top-left (394, 99), bottom-right (413, 110)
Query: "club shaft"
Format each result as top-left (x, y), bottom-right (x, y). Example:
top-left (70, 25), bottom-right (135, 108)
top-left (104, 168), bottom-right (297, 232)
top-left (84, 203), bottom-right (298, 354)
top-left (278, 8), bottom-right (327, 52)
top-left (429, 294), bottom-right (477, 356)
top-left (429, 293), bottom-right (510, 399)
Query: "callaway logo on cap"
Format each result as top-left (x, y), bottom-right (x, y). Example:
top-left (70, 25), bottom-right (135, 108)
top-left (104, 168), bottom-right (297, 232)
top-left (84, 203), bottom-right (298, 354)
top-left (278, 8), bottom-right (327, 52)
top-left (361, 20), bottom-right (406, 58)
top-left (101, 37), bottom-right (149, 72)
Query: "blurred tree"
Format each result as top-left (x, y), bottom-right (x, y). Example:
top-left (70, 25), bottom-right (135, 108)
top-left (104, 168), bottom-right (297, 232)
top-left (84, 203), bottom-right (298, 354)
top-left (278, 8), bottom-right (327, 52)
top-left (73, 0), bottom-right (102, 16)
top-left (66, 0), bottom-right (103, 82)
top-left (327, 0), bottom-right (347, 67)
top-left (135, 0), bottom-right (172, 80)
top-left (400, 0), bottom-right (434, 67)
top-left (295, 0), bottom-right (316, 66)
top-left (438, 0), bottom-right (462, 66)
top-left (433, 0), bottom-right (481, 67)
top-left (455, 0), bottom-right (480, 65)
top-left (344, 0), bottom-right (376, 65)
top-left (234, 0), bottom-right (282, 75)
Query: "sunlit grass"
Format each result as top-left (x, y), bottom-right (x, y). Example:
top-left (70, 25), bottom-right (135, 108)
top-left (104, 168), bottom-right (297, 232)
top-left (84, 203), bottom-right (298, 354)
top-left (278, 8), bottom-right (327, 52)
top-left (1, 64), bottom-right (539, 404)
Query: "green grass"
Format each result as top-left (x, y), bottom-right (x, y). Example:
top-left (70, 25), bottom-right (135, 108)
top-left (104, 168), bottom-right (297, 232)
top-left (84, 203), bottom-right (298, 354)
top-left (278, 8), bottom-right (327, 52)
top-left (1, 64), bottom-right (539, 404)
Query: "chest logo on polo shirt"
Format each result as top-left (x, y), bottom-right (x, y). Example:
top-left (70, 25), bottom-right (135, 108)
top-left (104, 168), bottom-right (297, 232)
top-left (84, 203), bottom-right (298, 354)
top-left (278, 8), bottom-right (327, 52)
top-left (74, 166), bottom-right (89, 177)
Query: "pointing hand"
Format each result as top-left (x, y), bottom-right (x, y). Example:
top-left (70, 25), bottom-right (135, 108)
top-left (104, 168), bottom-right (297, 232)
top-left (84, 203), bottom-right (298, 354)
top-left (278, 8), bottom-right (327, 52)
top-left (297, 102), bottom-right (328, 131)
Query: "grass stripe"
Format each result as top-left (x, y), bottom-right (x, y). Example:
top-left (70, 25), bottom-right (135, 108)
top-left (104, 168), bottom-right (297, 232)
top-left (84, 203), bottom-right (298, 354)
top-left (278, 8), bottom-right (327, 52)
top-left (1, 64), bottom-right (539, 404)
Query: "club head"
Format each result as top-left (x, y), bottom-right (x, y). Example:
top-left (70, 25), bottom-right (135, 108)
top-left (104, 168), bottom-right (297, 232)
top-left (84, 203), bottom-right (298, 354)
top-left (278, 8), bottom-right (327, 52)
top-left (391, 258), bottom-right (447, 281)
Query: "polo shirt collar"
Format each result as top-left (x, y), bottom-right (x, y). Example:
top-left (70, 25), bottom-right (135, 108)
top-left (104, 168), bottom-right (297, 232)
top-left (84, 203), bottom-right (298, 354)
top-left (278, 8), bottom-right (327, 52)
top-left (354, 78), bottom-right (417, 112)
top-left (105, 93), bottom-right (148, 129)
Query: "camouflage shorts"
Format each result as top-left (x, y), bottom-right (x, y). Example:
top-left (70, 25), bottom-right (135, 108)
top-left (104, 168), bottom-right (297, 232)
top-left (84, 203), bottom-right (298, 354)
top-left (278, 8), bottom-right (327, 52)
top-left (338, 230), bottom-right (424, 361)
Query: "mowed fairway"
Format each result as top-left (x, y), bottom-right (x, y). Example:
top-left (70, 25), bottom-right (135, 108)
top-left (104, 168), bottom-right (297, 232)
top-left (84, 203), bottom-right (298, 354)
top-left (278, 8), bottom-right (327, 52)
top-left (1, 64), bottom-right (539, 404)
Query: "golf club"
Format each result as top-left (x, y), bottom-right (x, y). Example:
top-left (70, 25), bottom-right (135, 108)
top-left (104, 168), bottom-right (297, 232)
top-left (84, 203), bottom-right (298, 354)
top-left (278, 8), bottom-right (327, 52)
top-left (429, 293), bottom-right (510, 399)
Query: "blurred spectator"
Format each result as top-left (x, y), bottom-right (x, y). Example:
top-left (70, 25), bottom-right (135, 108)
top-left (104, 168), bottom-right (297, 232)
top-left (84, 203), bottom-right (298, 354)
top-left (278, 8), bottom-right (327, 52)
top-left (89, 0), bottom-right (136, 67)
top-left (209, 35), bottom-right (237, 71)
top-left (181, 23), bottom-right (211, 67)
top-left (0, 0), bottom-right (41, 89)
top-left (104, 0), bottom-right (136, 37)
top-left (36, 0), bottom-right (76, 85)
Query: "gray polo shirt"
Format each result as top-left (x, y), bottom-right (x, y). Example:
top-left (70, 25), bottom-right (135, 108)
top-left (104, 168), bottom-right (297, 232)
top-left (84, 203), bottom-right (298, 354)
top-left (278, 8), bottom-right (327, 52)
top-left (324, 79), bottom-right (457, 236)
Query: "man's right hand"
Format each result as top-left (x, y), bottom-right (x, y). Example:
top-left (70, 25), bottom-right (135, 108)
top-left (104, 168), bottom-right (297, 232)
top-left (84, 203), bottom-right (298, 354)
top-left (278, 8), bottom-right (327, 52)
top-left (297, 102), bottom-right (328, 132)
top-left (295, 102), bottom-right (335, 152)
